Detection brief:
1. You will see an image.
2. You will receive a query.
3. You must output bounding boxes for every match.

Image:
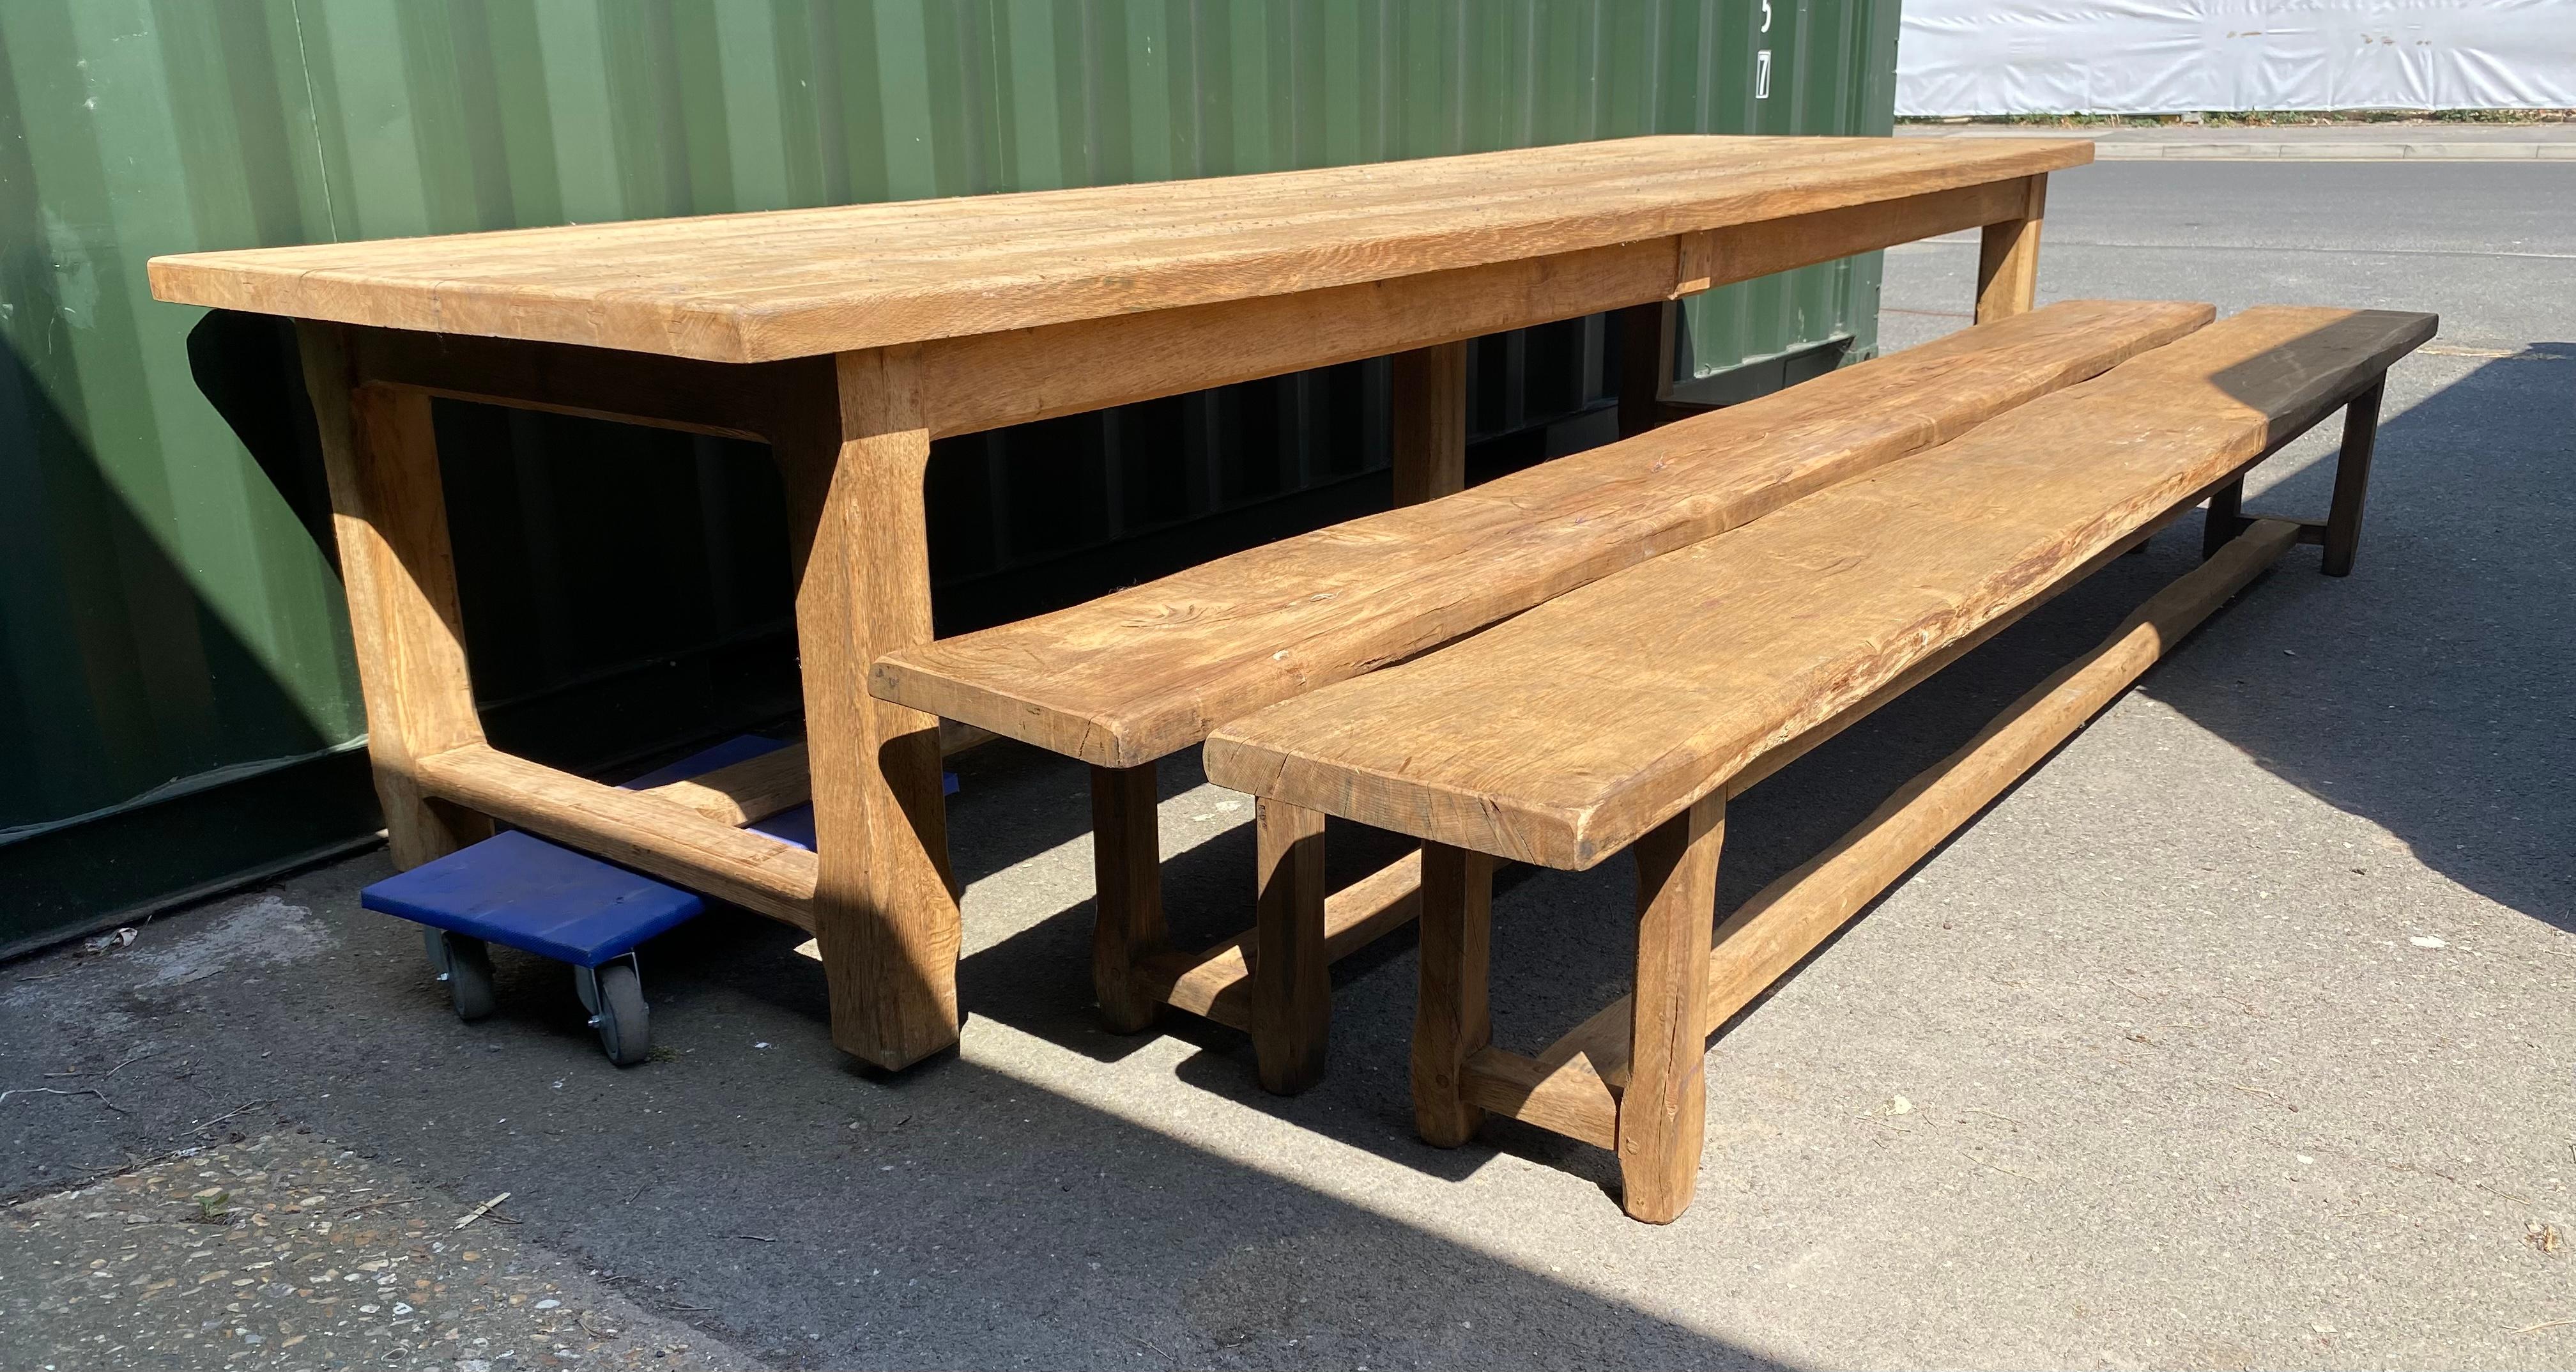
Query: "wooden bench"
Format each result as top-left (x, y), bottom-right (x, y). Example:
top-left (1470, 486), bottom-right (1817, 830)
top-left (1199, 304), bottom-right (2434, 1221)
top-left (870, 299), bottom-right (2214, 1085)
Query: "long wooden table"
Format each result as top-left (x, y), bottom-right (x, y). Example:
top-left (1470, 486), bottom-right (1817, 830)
top-left (148, 134), bottom-right (2089, 1071)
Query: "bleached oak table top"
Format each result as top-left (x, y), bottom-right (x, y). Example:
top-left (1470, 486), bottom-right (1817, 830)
top-left (148, 135), bottom-right (2089, 364)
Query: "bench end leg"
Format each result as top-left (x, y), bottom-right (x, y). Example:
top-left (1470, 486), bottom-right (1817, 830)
top-left (1618, 794), bottom-right (1724, 1224)
top-left (1411, 844), bottom-right (1494, 1146)
top-left (1252, 799), bottom-right (1330, 1094)
top-left (2322, 377), bottom-right (2386, 578)
top-left (2203, 477), bottom-right (2246, 561)
top-left (1090, 762), bottom-right (1167, 1033)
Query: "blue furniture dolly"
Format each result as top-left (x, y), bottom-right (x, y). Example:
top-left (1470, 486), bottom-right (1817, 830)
top-left (358, 735), bottom-right (791, 1065)
top-left (363, 831), bottom-right (702, 1064)
top-left (358, 735), bottom-right (946, 1065)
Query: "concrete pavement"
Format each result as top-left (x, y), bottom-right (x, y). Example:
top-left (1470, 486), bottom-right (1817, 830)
top-left (4, 160), bottom-right (2572, 1369)
top-left (1899, 119), bottom-right (2576, 160)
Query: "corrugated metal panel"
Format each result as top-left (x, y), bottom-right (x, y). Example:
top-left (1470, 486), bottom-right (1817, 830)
top-left (0, 0), bottom-right (1897, 949)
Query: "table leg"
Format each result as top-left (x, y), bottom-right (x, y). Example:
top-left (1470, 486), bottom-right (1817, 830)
top-left (1975, 173), bottom-right (2049, 324)
top-left (773, 346), bottom-right (962, 1071)
top-left (296, 323), bottom-right (492, 870)
top-left (1390, 340), bottom-right (1468, 504)
top-left (1618, 793), bottom-right (1723, 1224)
top-left (1617, 302), bottom-right (1672, 438)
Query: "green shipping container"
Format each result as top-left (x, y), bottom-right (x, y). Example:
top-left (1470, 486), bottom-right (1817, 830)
top-left (0, 0), bottom-right (1900, 957)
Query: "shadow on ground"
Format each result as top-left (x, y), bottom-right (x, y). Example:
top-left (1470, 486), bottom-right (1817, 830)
top-left (2146, 345), bottom-right (2575, 930)
top-left (0, 867), bottom-right (1775, 1371)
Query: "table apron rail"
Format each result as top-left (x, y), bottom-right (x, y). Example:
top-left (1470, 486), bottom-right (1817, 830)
top-left (922, 178), bottom-right (2031, 436)
top-left (346, 327), bottom-right (818, 442)
top-left (337, 175), bottom-right (2043, 444)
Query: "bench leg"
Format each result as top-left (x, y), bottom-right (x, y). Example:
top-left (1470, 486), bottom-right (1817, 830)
top-left (1618, 794), bottom-right (1724, 1224)
top-left (2322, 377), bottom-right (2385, 577)
top-left (1090, 762), bottom-right (1168, 1033)
top-left (1252, 798), bottom-right (1330, 1094)
top-left (2203, 477), bottom-right (2246, 560)
top-left (1411, 843), bottom-right (1495, 1147)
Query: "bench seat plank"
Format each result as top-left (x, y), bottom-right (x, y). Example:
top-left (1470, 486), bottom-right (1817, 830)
top-left (1203, 305), bottom-right (2435, 870)
top-left (872, 298), bottom-right (2214, 767)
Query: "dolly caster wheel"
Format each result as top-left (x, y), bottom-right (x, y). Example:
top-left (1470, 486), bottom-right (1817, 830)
top-left (576, 957), bottom-right (650, 1066)
top-left (424, 929), bottom-right (497, 1021)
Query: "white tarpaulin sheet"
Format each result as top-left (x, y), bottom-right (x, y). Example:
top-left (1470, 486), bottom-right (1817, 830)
top-left (1898, 0), bottom-right (2576, 115)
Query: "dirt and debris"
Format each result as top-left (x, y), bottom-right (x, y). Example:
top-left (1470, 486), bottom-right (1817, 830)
top-left (81, 928), bottom-right (140, 957)
top-left (1, 1132), bottom-right (747, 1371)
top-left (454, 1192), bottom-right (511, 1231)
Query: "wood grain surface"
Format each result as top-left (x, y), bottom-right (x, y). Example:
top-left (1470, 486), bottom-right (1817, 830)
top-left (1251, 799), bottom-right (1330, 1094)
top-left (873, 298), bottom-right (2213, 766)
top-left (1203, 306), bottom-right (2435, 869)
top-left (1410, 844), bottom-right (1497, 1148)
top-left (151, 137), bottom-right (2087, 363)
top-left (771, 348), bottom-right (962, 1069)
top-left (1088, 762), bottom-right (1169, 1034)
top-left (1616, 796), bottom-right (1724, 1224)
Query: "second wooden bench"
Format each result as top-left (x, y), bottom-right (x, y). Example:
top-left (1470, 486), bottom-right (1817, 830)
top-left (1200, 304), bottom-right (2433, 1221)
